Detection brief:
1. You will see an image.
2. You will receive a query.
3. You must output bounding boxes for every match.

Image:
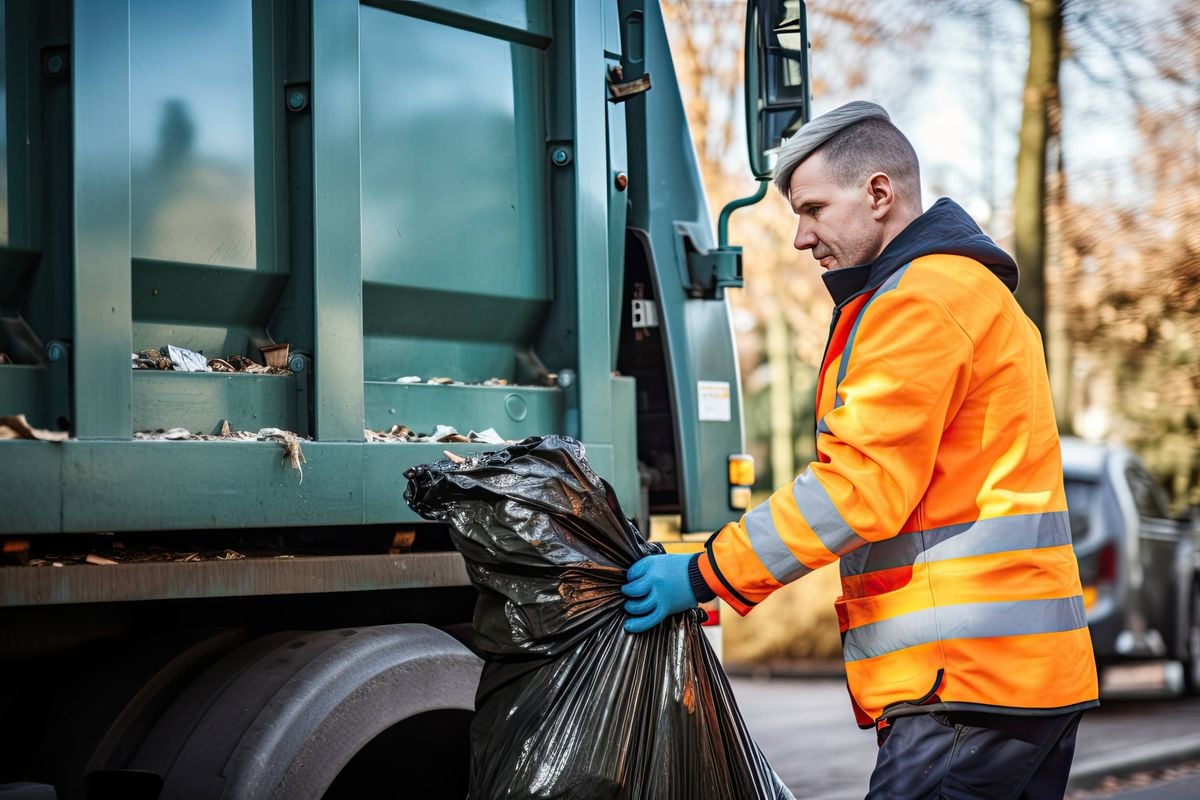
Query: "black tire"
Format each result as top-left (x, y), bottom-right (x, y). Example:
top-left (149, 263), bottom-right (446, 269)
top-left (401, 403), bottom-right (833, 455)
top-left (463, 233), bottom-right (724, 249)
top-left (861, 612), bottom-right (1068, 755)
top-left (20, 628), bottom-right (245, 800)
top-left (1182, 582), bottom-right (1200, 696)
top-left (137, 624), bottom-right (482, 800)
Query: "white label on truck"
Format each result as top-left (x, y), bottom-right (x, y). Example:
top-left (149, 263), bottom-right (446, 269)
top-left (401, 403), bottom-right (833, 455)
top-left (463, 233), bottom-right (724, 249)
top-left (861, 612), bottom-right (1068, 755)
top-left (697, 381), bottom-right (731, 422)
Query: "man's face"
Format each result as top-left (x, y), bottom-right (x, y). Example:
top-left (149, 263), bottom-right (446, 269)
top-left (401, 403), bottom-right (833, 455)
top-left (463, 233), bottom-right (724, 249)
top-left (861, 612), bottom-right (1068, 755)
top-left (788, 152), bottom-right (886, 270)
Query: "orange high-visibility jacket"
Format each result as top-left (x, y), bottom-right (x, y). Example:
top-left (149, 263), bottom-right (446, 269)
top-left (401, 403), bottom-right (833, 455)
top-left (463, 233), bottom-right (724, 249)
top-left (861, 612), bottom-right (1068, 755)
top-left (697, 199), bottom-right (1098, 726)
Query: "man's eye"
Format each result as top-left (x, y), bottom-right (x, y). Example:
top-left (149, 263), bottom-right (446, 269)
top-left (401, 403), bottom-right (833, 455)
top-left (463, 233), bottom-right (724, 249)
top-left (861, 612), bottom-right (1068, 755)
top-left (807, 206), bottom-right (821, 217)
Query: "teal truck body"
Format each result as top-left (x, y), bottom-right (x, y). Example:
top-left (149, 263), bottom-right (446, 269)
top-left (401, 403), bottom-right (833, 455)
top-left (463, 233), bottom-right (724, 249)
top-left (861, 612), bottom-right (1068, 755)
top-left (0, 1), bottom-right (807, 795)
top-left (0, 0), bottom-right (744, 539)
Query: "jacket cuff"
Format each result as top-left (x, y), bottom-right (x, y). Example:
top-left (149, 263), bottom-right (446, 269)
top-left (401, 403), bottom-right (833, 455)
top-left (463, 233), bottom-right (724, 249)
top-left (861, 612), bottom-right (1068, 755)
top-left (695, 549), bottom-right (755, 616)
top-left (688, 553), bottom-right (717, 602)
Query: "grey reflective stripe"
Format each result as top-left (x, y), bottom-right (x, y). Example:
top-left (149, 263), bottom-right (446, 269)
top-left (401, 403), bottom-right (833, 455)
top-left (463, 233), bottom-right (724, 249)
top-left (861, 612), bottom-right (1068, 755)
top-left (840, 511), bottom-right (1072, 577)
top-left (836, 263), bottom-right (912, 389)
top-left (745, 501), bottom-right (812, 584)
top-left (744, 469), bottom-right (869, 583)
top-left (816, 417), bottom-right (832, 436)
top-left (792, 471), bottom-right (869, 556)
top-left (843, 595), bottom-right (1088, 662)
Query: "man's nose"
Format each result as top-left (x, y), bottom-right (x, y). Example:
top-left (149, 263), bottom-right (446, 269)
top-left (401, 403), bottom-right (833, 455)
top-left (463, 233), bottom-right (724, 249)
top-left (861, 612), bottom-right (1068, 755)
top-left (793, 223), bottom-right (817, 251)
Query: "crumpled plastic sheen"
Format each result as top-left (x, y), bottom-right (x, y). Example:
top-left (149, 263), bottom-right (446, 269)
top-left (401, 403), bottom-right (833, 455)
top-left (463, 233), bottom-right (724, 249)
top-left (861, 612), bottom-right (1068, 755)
top-left (405, 434), bottom-right (794, 800)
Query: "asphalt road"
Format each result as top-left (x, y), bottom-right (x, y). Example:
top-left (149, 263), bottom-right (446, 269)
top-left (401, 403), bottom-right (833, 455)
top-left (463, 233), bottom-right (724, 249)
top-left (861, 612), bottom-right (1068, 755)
top-left (730, 663), bottom-right (1200, 800)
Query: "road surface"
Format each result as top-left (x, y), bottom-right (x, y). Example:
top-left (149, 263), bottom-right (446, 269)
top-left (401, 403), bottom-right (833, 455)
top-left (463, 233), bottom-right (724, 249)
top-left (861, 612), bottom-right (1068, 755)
top-left (731, 663), bottom-right (1200, 799)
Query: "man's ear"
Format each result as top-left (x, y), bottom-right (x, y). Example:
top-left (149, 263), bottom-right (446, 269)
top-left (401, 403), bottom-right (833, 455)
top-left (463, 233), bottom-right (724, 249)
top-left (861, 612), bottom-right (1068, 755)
top-left (867, 172), bottom-right (894, 220)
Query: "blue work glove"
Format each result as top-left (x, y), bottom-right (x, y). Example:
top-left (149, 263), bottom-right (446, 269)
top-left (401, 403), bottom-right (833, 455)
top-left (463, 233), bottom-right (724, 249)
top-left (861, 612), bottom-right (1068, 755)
top-left (621, 553), bottom-right (698, 634)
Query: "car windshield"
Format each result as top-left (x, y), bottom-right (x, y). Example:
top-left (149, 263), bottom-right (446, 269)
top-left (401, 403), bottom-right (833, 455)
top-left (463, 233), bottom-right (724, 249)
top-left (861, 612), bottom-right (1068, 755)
top-left (1064, 478), bottom-right (1096, 540)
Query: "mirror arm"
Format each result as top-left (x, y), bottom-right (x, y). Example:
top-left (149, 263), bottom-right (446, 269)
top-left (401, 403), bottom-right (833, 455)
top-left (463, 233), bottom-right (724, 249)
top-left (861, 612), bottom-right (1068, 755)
top-left (718, 179), bottom-right (769, 249)
top-left (685, 180), bottom-right (769, 299)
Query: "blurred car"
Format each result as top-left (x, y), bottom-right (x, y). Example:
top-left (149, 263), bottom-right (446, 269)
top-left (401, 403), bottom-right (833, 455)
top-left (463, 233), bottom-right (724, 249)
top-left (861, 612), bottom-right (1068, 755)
top-left (1062, 436), bottom-right (1200, 692)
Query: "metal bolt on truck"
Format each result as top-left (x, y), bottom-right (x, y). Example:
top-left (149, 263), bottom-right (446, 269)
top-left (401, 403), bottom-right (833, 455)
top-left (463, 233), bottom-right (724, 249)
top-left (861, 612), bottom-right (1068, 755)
top-left (0, 1), bottom-right (809, 796)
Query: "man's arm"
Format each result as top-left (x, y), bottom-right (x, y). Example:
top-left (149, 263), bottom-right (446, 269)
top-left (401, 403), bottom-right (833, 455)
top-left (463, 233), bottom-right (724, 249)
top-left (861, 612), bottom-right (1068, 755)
top-left (697, 284), bottom-right (974, 615)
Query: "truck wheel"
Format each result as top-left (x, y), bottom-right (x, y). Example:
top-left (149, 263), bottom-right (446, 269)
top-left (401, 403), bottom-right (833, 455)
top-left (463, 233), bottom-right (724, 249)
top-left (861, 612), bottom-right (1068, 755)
top-left (1182, 583), bottom-right (1200, 696)
top-left (140, 624), bottom-right (482, 799)
top-left (19, 628), bottom-right (245, 800)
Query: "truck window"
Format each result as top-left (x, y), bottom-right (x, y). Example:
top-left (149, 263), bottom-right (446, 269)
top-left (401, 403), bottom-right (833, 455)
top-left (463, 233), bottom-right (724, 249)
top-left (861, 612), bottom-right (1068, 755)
top-left (130, 0), bottom-right (257, 267)
top-left (1064, 478), bottom-right (1095, 540)
top-left (1125, 466), bottom-right (1169, 519)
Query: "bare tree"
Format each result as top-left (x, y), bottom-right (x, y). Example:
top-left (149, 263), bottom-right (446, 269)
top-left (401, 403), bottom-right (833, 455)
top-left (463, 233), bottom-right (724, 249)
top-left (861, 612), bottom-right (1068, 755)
top-left (1012, 0), bottom-right (1063, 337)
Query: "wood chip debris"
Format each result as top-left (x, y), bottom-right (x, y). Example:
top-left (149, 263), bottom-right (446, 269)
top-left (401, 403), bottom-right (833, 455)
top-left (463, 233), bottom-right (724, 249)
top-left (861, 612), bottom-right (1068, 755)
top-left (132, 348), bottom-right (173, 370)
top-left (259, 428), bottom-right (307, 483)
top-left (26, 548), bottom-right (249, 567)
top-left (1, 539), bottom-right (30, 565)
top-left (0, 414), bottom-right (70, 442)
top-left (212, 354), bottom-right (292, 375)
top-left (389, 530), bottom-right (417, 553)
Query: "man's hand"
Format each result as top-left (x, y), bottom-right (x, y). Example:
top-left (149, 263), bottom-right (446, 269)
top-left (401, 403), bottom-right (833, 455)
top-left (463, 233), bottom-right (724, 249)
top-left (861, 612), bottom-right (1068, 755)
top-left (621, 553), bottom-right (698, 634)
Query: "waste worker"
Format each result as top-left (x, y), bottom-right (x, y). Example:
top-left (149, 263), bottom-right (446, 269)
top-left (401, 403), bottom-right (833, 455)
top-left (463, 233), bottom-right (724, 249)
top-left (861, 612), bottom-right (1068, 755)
top-left (621, 101), bottom-right (1099, 798)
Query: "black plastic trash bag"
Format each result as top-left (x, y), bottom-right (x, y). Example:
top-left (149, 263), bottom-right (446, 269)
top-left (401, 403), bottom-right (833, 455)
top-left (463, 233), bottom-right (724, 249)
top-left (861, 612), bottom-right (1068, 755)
top-left (405, 435), bottom-right (794, 800)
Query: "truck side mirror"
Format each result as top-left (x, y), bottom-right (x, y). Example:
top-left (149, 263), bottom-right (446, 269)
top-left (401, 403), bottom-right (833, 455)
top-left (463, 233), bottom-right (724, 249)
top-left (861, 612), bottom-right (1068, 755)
top-left (745, 0), bottom-right (811, 180)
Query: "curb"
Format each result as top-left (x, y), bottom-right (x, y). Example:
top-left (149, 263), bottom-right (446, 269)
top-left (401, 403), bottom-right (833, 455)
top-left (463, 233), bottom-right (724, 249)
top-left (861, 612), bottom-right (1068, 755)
top-left (1067, 736), bottom-right (1200, 790)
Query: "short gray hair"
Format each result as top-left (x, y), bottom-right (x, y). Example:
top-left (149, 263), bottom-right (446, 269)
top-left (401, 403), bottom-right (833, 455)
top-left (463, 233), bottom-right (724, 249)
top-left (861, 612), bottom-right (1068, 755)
top-left (772, 101), bottom-right (920, 202)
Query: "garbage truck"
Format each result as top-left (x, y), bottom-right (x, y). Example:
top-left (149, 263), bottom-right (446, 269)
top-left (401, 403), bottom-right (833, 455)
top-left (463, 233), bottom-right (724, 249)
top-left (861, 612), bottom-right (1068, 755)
top-left (0, 1), bottom-right (808, 796)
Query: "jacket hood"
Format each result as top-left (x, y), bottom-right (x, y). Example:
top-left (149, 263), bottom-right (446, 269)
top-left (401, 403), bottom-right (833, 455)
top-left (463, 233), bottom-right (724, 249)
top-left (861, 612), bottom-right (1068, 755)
top-left (821, 197), bottom-right (1019, 306)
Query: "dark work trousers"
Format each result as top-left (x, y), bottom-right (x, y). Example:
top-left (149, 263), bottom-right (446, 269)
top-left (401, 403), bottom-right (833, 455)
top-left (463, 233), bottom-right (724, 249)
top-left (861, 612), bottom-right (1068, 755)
top-left (865, 710), bottom-right (1083, 799)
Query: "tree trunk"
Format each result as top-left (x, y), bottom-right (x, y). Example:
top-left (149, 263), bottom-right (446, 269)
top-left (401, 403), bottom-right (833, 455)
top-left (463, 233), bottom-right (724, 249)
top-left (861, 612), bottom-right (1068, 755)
top-left (1013, 0), bottom-right (1063, 337)
top-left (1045, 138), bottom-right (1073, 432)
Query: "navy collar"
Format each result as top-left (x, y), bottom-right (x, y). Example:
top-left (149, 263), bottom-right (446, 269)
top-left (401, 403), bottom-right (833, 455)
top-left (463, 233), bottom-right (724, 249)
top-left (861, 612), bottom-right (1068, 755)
top-left (821, 263), bottom-right (873, 306)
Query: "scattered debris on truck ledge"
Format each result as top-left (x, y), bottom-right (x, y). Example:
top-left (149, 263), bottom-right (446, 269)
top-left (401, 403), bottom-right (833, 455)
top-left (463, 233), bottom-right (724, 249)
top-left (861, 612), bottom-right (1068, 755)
top-left (132, 345), bottom-right (293, 375)
top-left (0, 414), bottom-right (69, 442)
top-left (391, 374), bottom-right (545, 387)
top-left (27, 548), bottom-right (249, 567)
top-left (133, 424), bottom-right (308, 482)
top-left (364, 424), bottom-right (507, 444)
top-left (208, 354), bottom-right (291, 375)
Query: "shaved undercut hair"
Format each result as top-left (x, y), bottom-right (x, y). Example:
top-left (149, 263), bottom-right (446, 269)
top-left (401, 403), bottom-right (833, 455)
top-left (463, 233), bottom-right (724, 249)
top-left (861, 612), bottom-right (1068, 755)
top-left (772, 101), bottom-right (921, 206)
